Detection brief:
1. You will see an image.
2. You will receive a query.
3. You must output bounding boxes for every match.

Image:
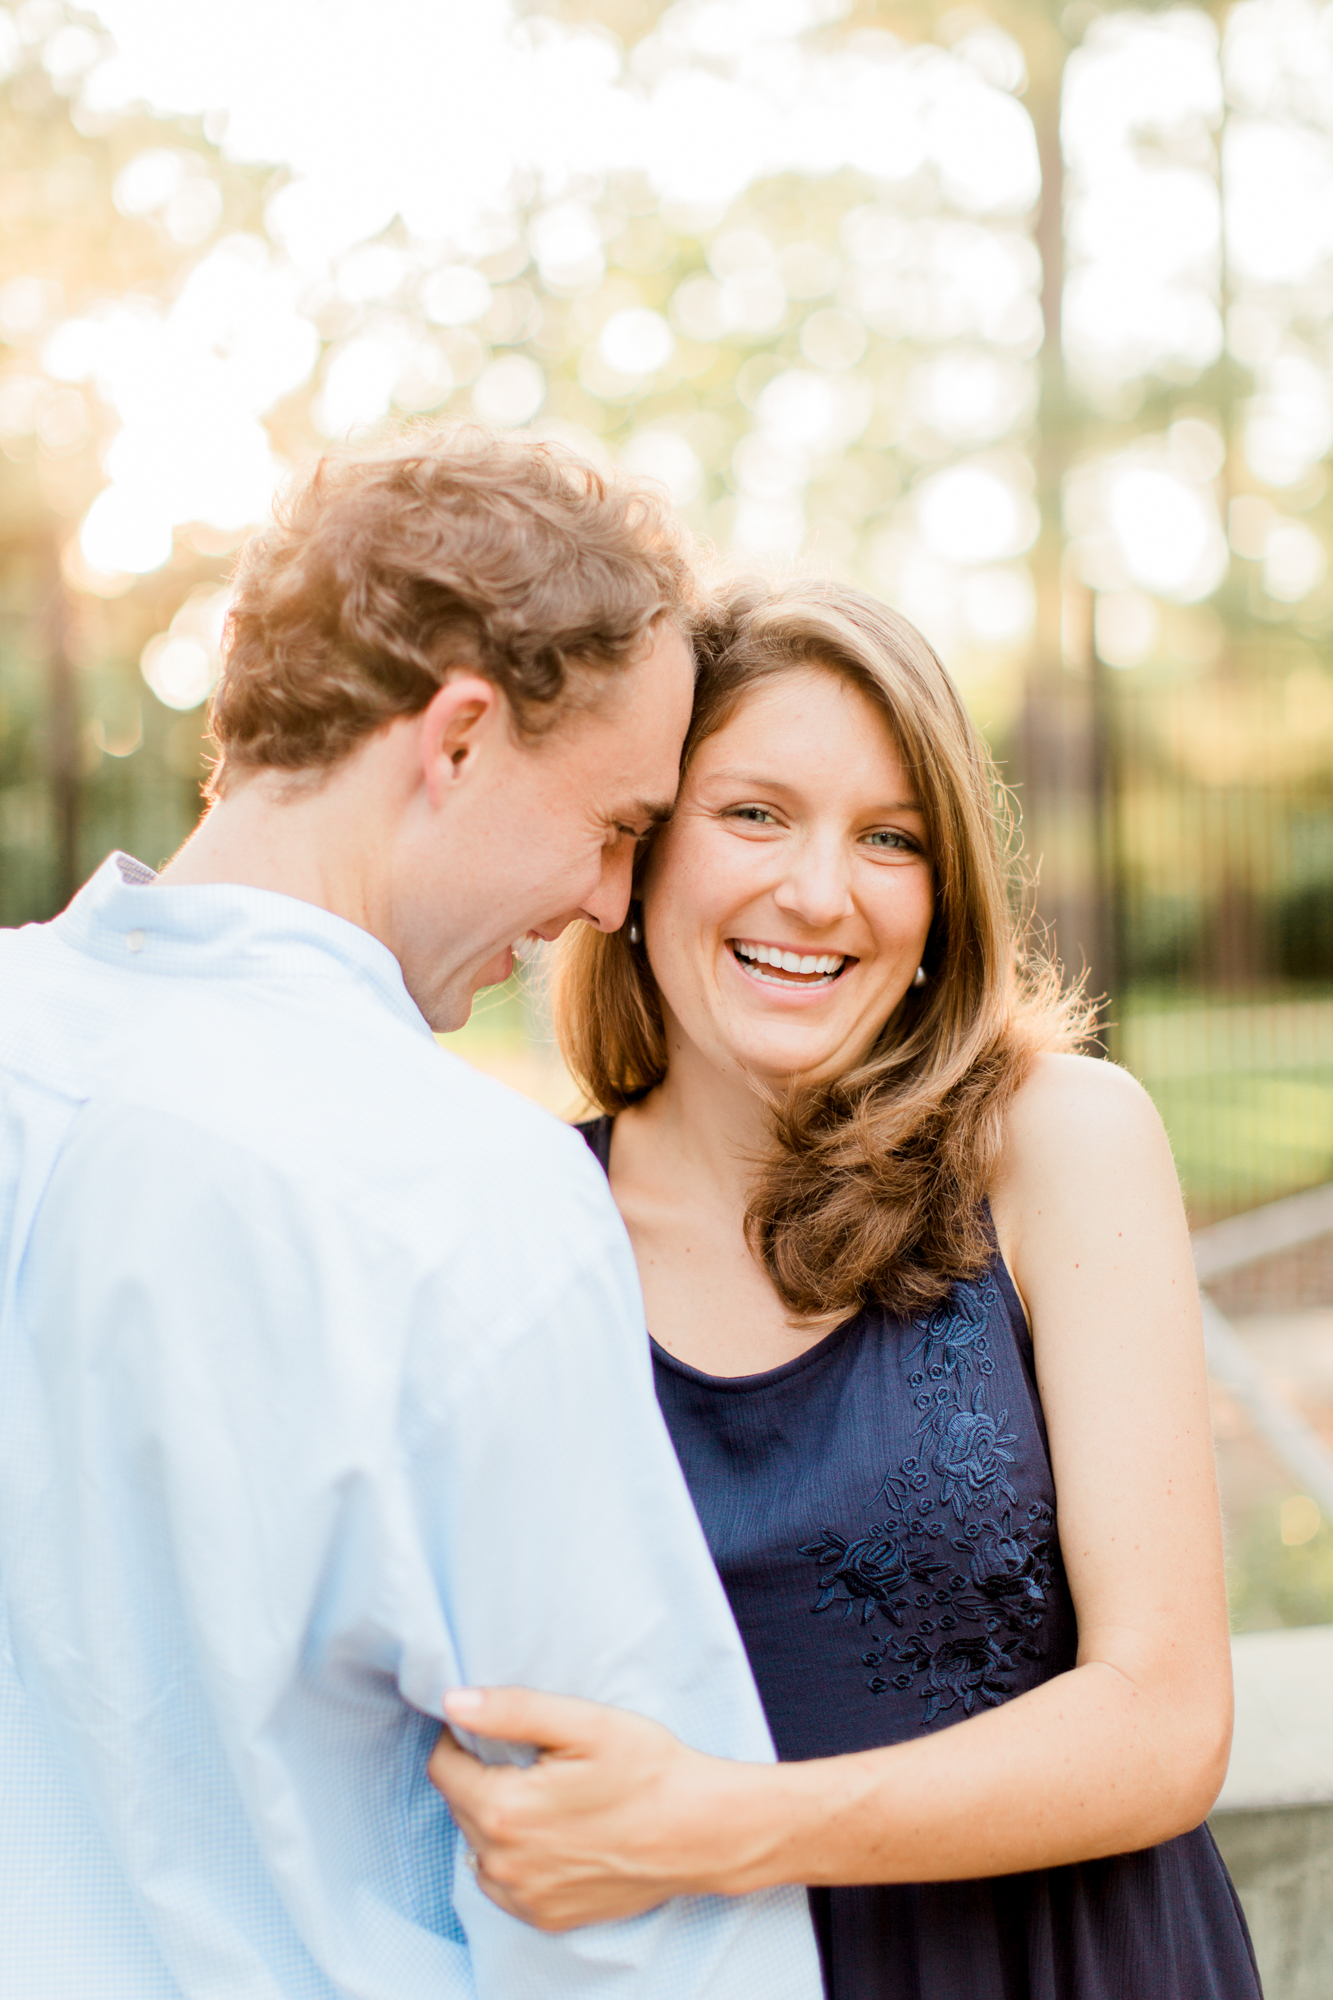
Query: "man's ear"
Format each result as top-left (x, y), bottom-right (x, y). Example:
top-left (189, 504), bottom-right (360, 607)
top-left (418, 675), bottom-right (502, 806)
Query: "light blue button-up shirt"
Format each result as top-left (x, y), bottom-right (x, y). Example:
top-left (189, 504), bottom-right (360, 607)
top-left (0, 855), bottom-right (822, 2000)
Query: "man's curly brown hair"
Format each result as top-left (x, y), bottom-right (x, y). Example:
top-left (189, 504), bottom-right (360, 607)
top-left (207, 424), bottom-right (699, 795)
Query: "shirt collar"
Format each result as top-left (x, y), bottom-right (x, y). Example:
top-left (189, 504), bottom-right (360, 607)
top-left (54, 852), bottom-right (434, 1041)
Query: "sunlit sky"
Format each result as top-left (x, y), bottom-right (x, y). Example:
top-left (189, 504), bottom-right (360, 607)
top-left (6, 0), bottom-right (1333, 699)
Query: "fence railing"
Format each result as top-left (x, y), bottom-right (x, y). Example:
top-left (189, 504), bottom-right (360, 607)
top-left (1195, 1182), bottom-right (1333, 1519)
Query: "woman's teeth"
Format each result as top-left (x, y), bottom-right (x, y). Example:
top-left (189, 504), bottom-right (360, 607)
top-left (731, 940), bottom-right (847, 986)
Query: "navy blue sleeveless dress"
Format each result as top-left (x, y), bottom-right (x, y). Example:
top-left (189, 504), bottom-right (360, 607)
top-left (579, 1118), bottom-right (1261, 2000)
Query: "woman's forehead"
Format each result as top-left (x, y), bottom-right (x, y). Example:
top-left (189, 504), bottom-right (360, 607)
top-left (694, 663), bottom-right (907, 774)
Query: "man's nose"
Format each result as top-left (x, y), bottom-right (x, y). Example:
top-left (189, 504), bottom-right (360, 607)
top-left (580, 843), bottom-right (636, 935)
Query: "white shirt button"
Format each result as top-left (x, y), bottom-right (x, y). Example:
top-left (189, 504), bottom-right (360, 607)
top-left (126, 930), bottom-right (146, 954)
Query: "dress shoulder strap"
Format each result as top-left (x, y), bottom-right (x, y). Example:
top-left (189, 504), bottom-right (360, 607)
top-left (575, 1115), bottom-right (614, 1175)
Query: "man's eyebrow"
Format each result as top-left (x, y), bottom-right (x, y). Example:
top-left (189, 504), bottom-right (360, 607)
top-left (624, 798), bottom-right (675, 828)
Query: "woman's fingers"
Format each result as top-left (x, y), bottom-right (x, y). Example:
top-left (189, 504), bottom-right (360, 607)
top-left (442, 1684), bottom-right (608, 1755)
top-left (426, 1688), bottom-right (739, 1931)
top-left (425, 1729), bottom-right (487, 1837)
top-left (428, 1722), bottom-right (668, 1932)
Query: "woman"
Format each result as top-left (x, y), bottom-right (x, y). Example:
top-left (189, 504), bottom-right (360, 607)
top-left (430, 578), bottom-right (1260, 1998)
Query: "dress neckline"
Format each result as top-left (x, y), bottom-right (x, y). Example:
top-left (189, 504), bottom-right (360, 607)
top-left (648, 1310), bottom-right (868, 1394)
top-left (575, 1112), bottom-right (1029, 1383)
top-left (580, 1117), bottom-right (867, 1391)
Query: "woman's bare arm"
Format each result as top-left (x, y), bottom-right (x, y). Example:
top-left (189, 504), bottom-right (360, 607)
top-left (429, 1054), bottom-right (1232, 1931)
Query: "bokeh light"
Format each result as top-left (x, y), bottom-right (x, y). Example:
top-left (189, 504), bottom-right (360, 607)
top-left (140, 585), bottom-right (232, 710)
top-left (0, 0), bottom-right (1317, 701)
top-left (0, 0), bottom-right (1325, 910)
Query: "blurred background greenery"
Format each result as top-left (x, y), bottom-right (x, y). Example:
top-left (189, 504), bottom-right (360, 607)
top-left (1, 0), bottom-right (1331, 1621)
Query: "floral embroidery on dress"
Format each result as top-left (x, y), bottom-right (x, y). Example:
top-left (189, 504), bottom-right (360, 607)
top-left (916, 1386), bottom-right (1018, 1520)
top-left (801, 1272), bottom-right (1056, 1721)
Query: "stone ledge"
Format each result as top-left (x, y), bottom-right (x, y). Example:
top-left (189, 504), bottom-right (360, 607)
top-left (1208, 1626), bottom-right (1333, 1998)
top-left (1210, 1804), bottom-right (1333, 2000)
top-left (1216, 1625), bottom-right (1333, 1813)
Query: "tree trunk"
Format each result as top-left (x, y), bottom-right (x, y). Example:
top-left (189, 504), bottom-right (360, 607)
top-left (1014, 60), bottom-right (1117, 1032)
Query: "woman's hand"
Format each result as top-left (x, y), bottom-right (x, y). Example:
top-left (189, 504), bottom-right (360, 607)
top-left (428, 1686), bottom-right (776, 1932)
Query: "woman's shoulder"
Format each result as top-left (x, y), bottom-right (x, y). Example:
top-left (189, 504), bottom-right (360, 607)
top-left (993, 1051), bottom-right (1174, 1210)
top-left (989, 1053), bottom-right (1190, 1335)
top-left (1008, 1049), bottom-right (1157, 1128)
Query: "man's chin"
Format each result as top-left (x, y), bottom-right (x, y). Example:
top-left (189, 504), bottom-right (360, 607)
top-left (440, 945), bottom-right (516, 1024)
top-left (476, 943), bottom-right (516, 991)
top-left (417, 946), bottom-right (518, 1036)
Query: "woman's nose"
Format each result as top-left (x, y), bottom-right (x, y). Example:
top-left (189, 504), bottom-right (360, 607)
top-left (772, 840), bottom-right (854, 928)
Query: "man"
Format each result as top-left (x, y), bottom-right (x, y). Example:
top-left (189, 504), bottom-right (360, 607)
top-left (0, 431), bottom-right (822, 1999)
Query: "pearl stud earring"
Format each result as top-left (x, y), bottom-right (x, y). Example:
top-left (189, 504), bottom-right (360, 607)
top-left (912, 964), bottom-right (928, 987)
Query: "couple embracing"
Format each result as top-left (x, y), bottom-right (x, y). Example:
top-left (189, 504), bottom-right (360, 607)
top-left (0, 429), bottom-right (1260, 1999)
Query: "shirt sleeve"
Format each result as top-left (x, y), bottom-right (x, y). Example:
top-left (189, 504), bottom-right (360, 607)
top-left (5, 1098), bottom-right (824, 2000)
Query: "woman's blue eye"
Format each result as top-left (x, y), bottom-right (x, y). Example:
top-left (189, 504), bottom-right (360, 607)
top-left (730, 806), bottom-right (775, 824)
top-left (865, 829), bottom-right (915, 850)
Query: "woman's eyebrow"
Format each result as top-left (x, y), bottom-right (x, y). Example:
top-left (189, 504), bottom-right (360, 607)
top-left (704, 769), bottom-right (925, 813)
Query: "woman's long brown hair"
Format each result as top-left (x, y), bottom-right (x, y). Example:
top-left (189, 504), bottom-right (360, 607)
top-left (551, 575), bottom-right (1095, 1321)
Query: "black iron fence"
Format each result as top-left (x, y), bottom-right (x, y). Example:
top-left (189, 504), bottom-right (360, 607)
top-left (1104, 665), bottom-right (1333, 1221)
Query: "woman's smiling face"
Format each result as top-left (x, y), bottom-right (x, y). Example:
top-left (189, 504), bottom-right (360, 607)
top-left (641, 664), bottom-right (936, 1089)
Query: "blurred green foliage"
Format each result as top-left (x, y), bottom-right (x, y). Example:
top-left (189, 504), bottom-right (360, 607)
top-left (1228, 1504), bottom-right (1333, 1634)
